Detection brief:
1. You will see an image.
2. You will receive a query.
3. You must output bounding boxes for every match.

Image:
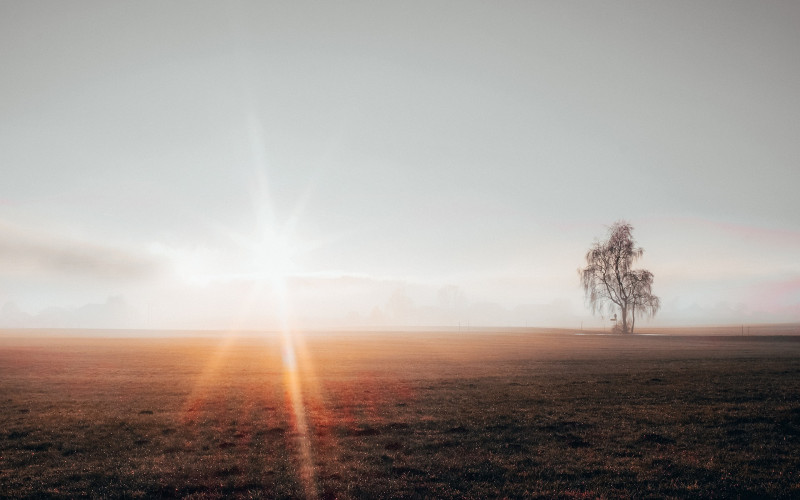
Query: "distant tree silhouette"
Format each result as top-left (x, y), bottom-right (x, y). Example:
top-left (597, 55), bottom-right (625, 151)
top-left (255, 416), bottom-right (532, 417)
top-left (579, 221), bottom-right (660, 334)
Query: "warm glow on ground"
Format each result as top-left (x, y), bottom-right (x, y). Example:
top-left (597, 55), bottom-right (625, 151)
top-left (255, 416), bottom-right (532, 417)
top-left (2, 328), bottom-right (800, 496)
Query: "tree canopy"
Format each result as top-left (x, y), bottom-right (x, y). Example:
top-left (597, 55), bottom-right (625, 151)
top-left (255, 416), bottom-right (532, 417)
top-left (579, 221), bottom-right (660, 333)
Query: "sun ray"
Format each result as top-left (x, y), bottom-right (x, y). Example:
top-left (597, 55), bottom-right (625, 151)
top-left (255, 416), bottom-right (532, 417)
top-left (244, 110), bottom-right (321, 497)
top-left (176, 102), bottom-right (325, 495)
top-left (280, 326), bottom-right (317, 498)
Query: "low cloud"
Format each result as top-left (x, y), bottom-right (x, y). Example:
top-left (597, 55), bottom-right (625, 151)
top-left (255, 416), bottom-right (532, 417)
top-left (0, 220), bottom-right (160, 281)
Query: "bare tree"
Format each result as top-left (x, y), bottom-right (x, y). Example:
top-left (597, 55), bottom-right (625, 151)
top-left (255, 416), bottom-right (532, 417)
top-left (579, 221), bottom-right (660, 334)
top-left (628, 269), bottom-right (660, 333)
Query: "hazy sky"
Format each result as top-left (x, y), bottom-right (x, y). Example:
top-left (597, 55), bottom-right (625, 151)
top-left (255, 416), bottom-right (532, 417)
top-left (1, 1), bottom-right (799, 330)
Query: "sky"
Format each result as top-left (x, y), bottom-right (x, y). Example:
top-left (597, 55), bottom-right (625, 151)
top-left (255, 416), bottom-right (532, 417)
top-left (1, 1), bottom-right (799, 330)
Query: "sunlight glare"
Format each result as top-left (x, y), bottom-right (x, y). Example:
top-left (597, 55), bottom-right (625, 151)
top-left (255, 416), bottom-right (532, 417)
top-left (246, 109), bottom-right (319, 497)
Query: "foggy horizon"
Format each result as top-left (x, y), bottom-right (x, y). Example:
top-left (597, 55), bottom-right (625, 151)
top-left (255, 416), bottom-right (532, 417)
top-left (2, 1), bottom-right (799, 331)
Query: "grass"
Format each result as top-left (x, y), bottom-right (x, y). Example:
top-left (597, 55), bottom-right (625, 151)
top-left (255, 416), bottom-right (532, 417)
top-left (1, 329), bottom-right (799, 498)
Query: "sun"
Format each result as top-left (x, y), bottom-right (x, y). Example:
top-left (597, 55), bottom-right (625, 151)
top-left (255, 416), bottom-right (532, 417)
top-left (245, 227), bottom-right (298, 289)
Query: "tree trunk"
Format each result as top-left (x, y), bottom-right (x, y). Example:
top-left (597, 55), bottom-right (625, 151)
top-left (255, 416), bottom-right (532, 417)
top-left (621, 304), bottom-right (629, 334)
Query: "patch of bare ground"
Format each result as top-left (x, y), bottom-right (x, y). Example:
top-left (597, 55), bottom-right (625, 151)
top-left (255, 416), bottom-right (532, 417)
top-left (1, 329), bottom-right (799, 498)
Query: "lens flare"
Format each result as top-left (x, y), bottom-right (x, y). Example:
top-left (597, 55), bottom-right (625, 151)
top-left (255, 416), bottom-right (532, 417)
top-left (280, 326), bottom-right (317, 498)
top-left (246, 110), bottom-right (319, 497)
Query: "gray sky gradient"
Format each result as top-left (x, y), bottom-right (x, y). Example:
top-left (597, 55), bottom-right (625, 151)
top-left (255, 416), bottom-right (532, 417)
top-left (1, 1), bottom-right (799, 329)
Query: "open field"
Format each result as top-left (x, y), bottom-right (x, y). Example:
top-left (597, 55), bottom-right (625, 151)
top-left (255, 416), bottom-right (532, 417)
top-left (2, 328), bottom-right (800, 498)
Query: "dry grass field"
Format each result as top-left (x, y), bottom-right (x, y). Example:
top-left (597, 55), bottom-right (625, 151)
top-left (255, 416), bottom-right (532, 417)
top-left (2, 327), bottom-right (800, 498)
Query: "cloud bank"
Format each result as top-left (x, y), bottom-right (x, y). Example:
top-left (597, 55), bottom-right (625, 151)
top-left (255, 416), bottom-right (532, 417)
top-left (0, 220), bottom-right (160, 281)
